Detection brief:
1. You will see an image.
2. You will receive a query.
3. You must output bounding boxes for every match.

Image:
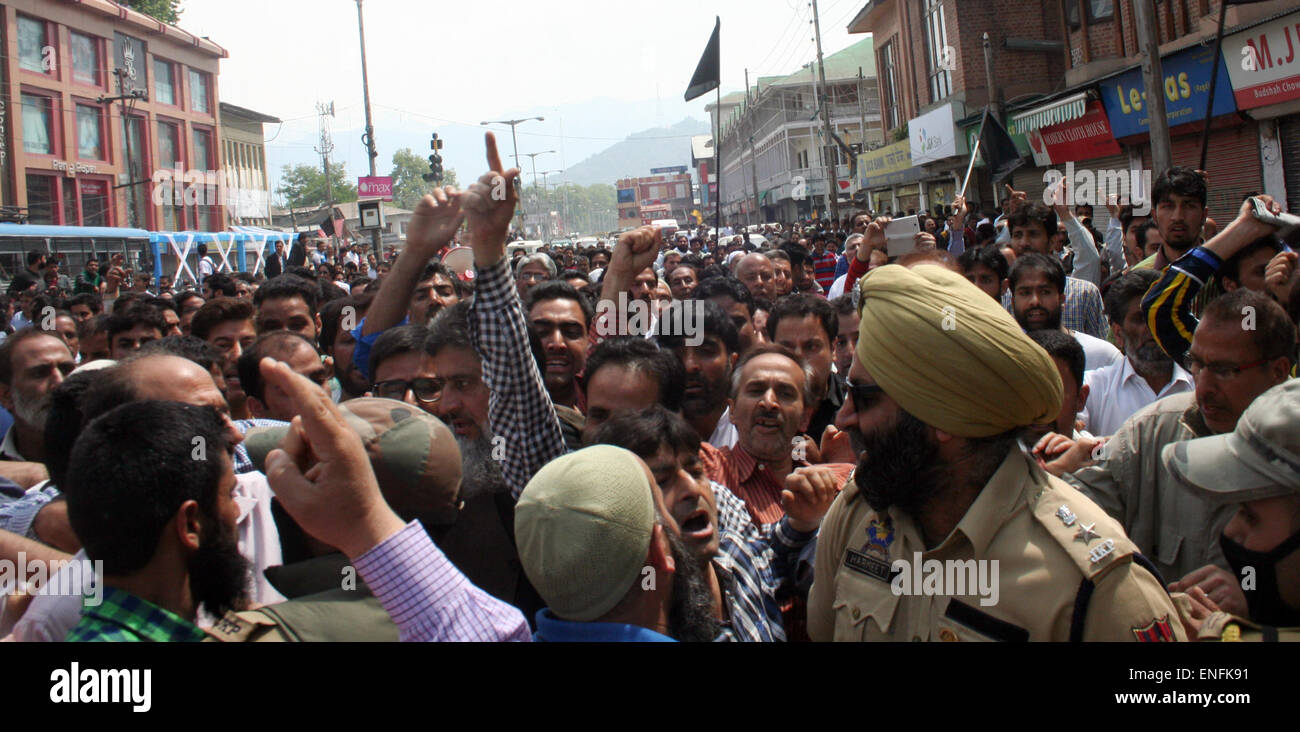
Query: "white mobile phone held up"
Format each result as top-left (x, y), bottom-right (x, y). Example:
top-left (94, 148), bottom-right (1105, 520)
top-left (884, 215), bottom-right (921, 257)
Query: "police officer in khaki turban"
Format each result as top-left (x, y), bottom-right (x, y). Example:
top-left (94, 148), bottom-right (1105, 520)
top-left (808, 264), bottom-right (1184, 641)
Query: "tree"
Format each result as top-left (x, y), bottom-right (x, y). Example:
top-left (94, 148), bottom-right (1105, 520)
top-left (277, 163), bottom-right (357, 210)
top-left (390, 148), bottom-right (458, 211)
top-left (119, 0), bottom-right (182, 24)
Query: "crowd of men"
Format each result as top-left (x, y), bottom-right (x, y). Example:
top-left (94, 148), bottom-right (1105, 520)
top-left (0, 133), bottom-right (1297, 642)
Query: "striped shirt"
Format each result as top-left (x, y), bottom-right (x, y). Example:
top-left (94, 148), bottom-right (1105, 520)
top-left (812, 250), bottom-right (839, 291)
top-left (1142, 245), bottom-right (1220, 363)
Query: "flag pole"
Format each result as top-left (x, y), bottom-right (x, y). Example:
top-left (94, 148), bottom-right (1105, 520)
top-left (1198, 0), bottom-right (1229, 172)
top-left (960, 109), bottom-right (989, 199)
top-left (715, 84), bottom-right (721, 238)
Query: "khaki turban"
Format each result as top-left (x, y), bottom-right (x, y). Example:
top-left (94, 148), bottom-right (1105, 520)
top-left (855, 264), bottom-right (1062, 437)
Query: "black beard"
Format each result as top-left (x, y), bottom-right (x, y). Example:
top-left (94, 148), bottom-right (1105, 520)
top-left (681, 376), bottom-right (727, 418)
top-left (666, 526), bottom-right (721, 642)
top-left (856, 411), bottom-right (948, 516)
top-left (456, 433), bottom-right (509, 502)
top-left (1016, 308), bottom-right (1062, 332)
top-left (188, 517), bottom-right (252, 618)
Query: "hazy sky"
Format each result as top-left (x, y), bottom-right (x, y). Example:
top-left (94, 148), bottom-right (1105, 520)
top-left (178, 0), bottom-right (867, 191)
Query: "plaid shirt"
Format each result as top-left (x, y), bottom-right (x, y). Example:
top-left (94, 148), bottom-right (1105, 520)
top-left (65, 587), bottom-right (206, 642)
top-left (233, 418), bottom-right (288, 474)
top-left (711, 480), bottom-right (814, 642)
top-left (469, 264), bottom-right (811, 641)
top-left (1001, 276), bottom-right (1108, 341)
top-left (469, 257), bottom-right (569, 499)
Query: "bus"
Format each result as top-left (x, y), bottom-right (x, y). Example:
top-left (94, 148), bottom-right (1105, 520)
top-left (0, 223), bottom-right (152, 289)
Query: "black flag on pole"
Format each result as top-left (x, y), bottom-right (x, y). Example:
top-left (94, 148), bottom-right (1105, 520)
top-left (684, 17), bottom-right (720, 102)
top-left (978, 107), bottom-right (1025, 185)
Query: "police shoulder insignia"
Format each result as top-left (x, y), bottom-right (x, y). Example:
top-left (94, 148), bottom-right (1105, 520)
top-left (1132, 615), bottom-right (1176, 642)
top-left (866, 517), bottom-right (894, 549)
top-left (1221, 623), bottom-right (1242, 642)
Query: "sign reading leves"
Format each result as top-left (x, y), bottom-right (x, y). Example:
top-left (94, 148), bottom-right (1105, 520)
top-left (1101, 43), bottom-right (1237, 138)
top-left (1222, 10), bottom-right (1300, 111)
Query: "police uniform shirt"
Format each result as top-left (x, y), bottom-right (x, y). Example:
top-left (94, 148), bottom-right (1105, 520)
top-left (808, 447), bottom-right (1186, 642)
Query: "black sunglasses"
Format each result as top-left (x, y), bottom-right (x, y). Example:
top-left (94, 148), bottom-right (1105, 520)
top-left (372, 377), bottom-right (441, 403)
top-left (846, 381), bottom-right (884, 410)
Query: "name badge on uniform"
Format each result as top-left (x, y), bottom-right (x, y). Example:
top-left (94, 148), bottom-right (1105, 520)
top-left (843, 518), bottom-right (898, 584)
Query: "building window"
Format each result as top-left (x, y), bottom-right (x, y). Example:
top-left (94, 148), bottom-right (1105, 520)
top-left (155, 59), bottom-right (176, 105)
top-left (17, 16), bottom-right (53, 75)
top-left (79, 179), bottom-right (111, 226)
top-left (1067, 0), bottom-right (1115, 28)
top-left (158, 121), bottom-right (183, 230)
top-left (26, 174), bottom-right (58, 224)
top-left (921, 0), bottom-right (952, 102)
top-left (122, 115), bottom-right (149, 228)
top-left (188, 69), bottom-right (211, 114)
top-left (21, 93), bottom-right (56, 155)
top-left (71, 32), bottom-right (103, 86)
top-left (192, 127), bottom-right (219, 230)
top-left (76, 104), bottom-right (105, 160)
top-left (879, 39), bottom-right (901, 131)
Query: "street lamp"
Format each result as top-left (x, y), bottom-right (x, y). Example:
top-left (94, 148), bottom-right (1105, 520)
top-left (521, 151), bottom-right (555, 194)
top-left (479, 117), bottom-right (545, 171)
top-left (481, 117), bottom-right (544, 234)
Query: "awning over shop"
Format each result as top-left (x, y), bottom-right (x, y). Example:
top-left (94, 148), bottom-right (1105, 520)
top-left (1010, 93), bottom-right (1088, 135)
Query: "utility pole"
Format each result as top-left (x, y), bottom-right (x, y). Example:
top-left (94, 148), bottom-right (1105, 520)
top-left (355, 0), bottom-right (382, 258)
top-left (983, 33), bottom-right (999, 122)
top-left (811, 0), bottom-right (840, 223)
top-left (315, 101), bottom-right (338, 258)
top-left (858, 66), bottom-right (867, 150)
top-left (100, 68), bottom-right (147, 228)
top-left (1132, 0), bottom-right (1171, 175)
top-left (745, 68), bottom-right (761, 227)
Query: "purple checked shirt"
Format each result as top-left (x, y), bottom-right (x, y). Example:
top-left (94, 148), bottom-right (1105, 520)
top-left (352, 521), bottom-right (532, 642)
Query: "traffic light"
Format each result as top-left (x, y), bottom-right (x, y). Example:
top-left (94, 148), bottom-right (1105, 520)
top-left (422, 133), bottom-right (444, 183)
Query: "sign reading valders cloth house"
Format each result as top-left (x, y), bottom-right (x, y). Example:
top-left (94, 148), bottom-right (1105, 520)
top-left (1026, 100), bottom-right (1122, 166)
top-left (1222, 9), bottom-right (1300, 111)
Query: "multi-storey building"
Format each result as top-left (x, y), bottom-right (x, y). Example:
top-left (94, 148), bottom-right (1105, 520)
top-left (219, 101), bottom-right (278, 228)
top-left (849, 0), bottom-right (1297, 226)
top-left (616, 172), bottom-right (695, 229)
top-left (709, 37), bottom-right (880, 224)
top-left (6, 0), bottom-right (228, 230)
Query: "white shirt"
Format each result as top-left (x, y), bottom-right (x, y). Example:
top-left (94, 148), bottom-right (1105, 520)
top-left (198, 256), bottom-right (215, 283)
top-left (709, 407), bottom-right (739, 449)
top-left (1079, 356), bottom-right (1196, 437)
top-left (6, 471), bottom-right (283, 642)
top-left (0, 426), bottom-right (27, 461)
top-left (827, 273), bottom-right (849, 301)
top-left (1072, 330), bottom-right (1122, 372)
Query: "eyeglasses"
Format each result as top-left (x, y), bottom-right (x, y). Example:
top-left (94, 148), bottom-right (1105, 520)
top-left (1183, 355), bottom-right (1270, 381)
top-left (373, 377), bottom-right (442, 403)
top-left (845, 381), bottom-right (884, 410)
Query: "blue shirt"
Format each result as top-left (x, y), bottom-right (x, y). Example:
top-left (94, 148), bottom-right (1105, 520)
top-left (533, 609), bottom-right (676, 642)
top-left (350, 314), bottom-right (409, 384)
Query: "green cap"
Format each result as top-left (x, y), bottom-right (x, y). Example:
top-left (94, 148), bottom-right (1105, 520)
top-left (515, 445), bottom-right (656, 622)
top-left (244, 398), bottom-right (462, 525)
top-left (1162, 379), bottom-right (1300, 503)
